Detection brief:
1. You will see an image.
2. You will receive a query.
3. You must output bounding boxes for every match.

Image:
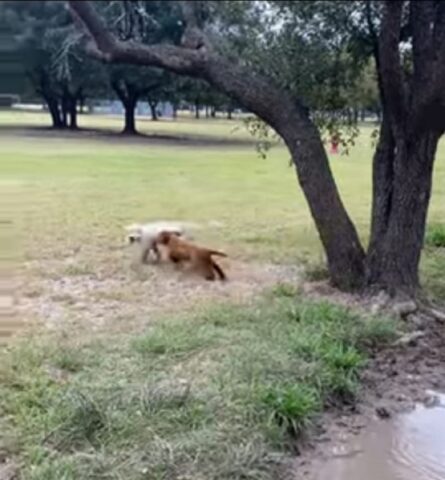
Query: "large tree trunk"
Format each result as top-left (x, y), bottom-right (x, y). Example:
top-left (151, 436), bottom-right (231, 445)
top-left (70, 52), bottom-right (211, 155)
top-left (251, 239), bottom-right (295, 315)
top-left (79, 95), bottom-right (85, 114)
top-left (45, 95), bottom-right (63, 128)
top-left (368, 116), bottom-right (395, 255)
top-left (69, 97), bottom-right (78, 129)
top-left (111, 79), bottom-right (139, 134)
top-left (353, 108), bottom-right (359, 123)
top-left (61, 95), bottom-right (69, 128)
top-left (367, 128), bottom-right (440, 295)
top-left (194, 101), bottom-right (200, 119)
top-left (123, 98), bottom-right (137, 134)
top-left (284, 120), bottom-right (366, 289)
top-left (149, 100), bottom-right (158, 121)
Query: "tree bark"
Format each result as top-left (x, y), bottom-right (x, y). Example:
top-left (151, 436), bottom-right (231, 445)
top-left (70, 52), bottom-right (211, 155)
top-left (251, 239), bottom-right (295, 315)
top-left (284, 118), bottom-right (366, 289)
top-left (111, 79), bottom-right (139, 134)
top-left (194, 101), bottom-right (200, 119)
top-left (69, 97), bottom-right (78, 129)
top-left (31, 69), bottom-right (64, 129)
top-left (148, 100), bottom-right (158, 121)
top-left (79, 94), bottom-right (85, 113)
top-left (368, 116), bottom-right (395, 255)
top-left (61, 93), bottom-right (69, 128)
top-left (45, 95), bottom-right (63, 128)
top-left (367, 130), bottom-right (440, 295)
top-left (353, 108), bottom-right (359, 123)
top-left (123, 98), bottom-right (137, 134)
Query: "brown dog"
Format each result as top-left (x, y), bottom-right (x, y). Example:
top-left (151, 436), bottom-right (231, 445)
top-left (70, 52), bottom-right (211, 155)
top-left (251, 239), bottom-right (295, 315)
top-left (155, 231), bottom-right (227, 281)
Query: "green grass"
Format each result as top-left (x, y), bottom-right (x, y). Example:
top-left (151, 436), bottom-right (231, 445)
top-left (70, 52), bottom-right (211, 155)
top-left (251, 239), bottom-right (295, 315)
top-left (0, 295), bottom-right (400, 479)
top-left (0, 109), bottom-right (251, 141)
top-left (2, 110), bottom-right (444, 270)
top-left (425, 224), bottom-right (445, 248)
top-left (0, 110), bottom-right (444, 477)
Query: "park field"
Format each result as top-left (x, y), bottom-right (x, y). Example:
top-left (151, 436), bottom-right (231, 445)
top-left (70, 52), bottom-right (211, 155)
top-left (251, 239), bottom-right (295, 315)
top-left (1, 110), bottom-right (444, 268)
top-left (0, 109), bottom-right (252, 142)
top-left (0, 110), bottom-right (444, 479)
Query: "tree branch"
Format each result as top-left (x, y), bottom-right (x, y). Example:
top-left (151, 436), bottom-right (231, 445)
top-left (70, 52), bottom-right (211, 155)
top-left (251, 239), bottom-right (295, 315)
top-left (110, 78), bottom-right (126, 102)
top-left (68, 0), bottom-right (206, 74)
top-left (365, 0), bottom-right (378, 46)
top-left (140, 82), bottom-right (162, 96)
top-left (178, 0), bottom-right (209, 50)
top-left (378, 1), bottom-right (407, 131)
top-left (67, 1), bottom-right (299, 125)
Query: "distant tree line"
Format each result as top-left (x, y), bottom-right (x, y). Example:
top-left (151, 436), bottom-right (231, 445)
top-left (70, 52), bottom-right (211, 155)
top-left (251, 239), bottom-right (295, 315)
top-left (0, 1), bottom-right (242, 133)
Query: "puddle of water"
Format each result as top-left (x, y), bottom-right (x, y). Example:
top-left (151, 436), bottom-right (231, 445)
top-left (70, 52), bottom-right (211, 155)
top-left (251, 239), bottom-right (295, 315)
top-left (317, 392), bottom-right (445, 480)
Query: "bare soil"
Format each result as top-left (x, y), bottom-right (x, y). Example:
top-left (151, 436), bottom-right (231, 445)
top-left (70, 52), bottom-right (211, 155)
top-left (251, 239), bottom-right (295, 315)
top-left (16, 249), bottom-right (301, 337)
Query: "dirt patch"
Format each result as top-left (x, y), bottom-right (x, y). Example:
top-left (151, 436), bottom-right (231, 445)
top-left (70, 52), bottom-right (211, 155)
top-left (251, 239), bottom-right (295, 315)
top-left (0, 460), bottom-right (18, 480)
top-left (0, 125), bottom-right (255, 148)
top-left (16, 249), bottom-right (301, 337)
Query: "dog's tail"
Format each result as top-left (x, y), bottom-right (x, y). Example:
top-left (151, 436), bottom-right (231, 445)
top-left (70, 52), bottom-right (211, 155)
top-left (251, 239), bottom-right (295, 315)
top-left (208, 250), bottom-right (228, 258)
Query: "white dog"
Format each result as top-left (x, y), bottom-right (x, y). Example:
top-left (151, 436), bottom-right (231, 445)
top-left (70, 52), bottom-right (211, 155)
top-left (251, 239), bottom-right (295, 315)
top-left (125, 221), bottom-right (187, 263)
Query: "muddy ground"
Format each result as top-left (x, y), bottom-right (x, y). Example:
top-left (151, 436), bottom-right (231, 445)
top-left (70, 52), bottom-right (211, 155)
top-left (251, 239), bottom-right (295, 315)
top-left (291, 284), bottom-right (445, 479)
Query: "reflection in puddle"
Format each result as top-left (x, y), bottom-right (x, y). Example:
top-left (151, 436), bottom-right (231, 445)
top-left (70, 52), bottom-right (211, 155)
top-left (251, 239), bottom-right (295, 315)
top-left (317, 393), bottom-right (445, 480)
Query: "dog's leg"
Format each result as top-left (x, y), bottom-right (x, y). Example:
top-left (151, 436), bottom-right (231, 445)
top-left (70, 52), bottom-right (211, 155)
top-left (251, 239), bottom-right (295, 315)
top-left (205, 268), bottom-right (216, 281)
top-left (152, 241), bottom-right (162, 263)
top-left (168, 252), bottom-right (185, 271)
top-left (194, 258), bottom-right (215, 280)
top-left (212, 260), bottom-right (226, 281)
top-left (141, 245), bottom-right (151, 264)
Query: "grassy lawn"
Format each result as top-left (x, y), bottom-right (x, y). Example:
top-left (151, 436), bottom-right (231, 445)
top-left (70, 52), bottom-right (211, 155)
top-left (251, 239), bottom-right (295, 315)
top-left (0, 110), bottom-right (444, 478)
top-left (1, 294), bottom-right (399, 479)
top-left (0, 109), bottom-right (251, 142)
top-left (2, 111), bottom-right (444, 269)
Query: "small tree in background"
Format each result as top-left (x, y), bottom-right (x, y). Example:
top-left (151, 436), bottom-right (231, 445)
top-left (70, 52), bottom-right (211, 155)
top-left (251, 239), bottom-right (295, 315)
top-left (108, 66), bottom-right (165, 133)
top-left (3, 0), bottom-right (103, 129)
